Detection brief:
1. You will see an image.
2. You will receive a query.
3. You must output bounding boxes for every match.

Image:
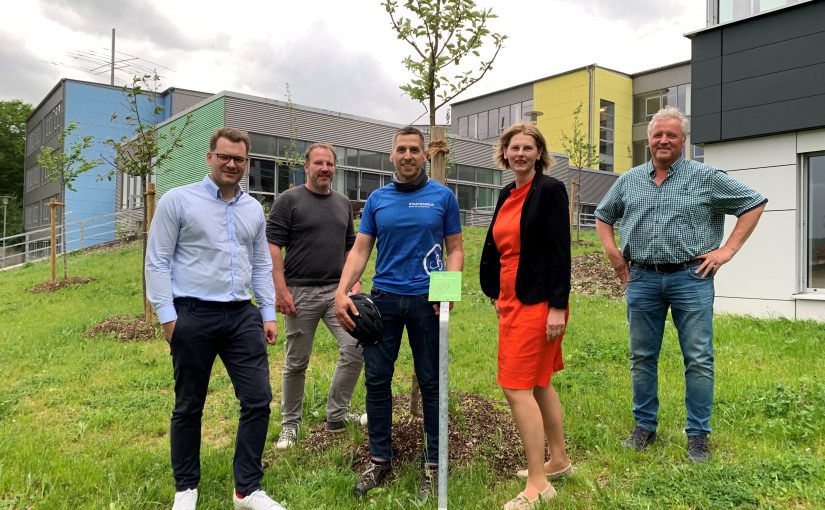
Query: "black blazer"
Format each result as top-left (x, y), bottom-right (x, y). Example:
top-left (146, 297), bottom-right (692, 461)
top-left (479, 171), bottom-right (571, 309)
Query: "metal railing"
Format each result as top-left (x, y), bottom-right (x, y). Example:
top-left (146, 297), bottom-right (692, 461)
top-left (460, 208), bottom-right (598, 229)
top-left (0, 210), bottom-right (136, 270)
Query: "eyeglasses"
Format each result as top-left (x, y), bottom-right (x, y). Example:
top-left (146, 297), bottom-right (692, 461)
top-left (213, 153), bottom-right (248, 165)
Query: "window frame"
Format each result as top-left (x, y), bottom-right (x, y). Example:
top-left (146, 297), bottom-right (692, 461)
top-left (802, 151), bottom-right (825, 292)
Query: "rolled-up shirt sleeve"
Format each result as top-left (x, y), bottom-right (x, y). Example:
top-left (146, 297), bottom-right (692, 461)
top-left (594, 177), bottom-right (625, 225)
top-left (145, 192), bottom-right (181, 324)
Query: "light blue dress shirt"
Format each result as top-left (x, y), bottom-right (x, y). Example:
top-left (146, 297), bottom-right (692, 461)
top-left (145, 175), bottom-right (276, 324)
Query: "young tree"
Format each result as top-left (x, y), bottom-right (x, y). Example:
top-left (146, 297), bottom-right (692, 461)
top-left (383, 0), bottom-right (506, 128)
top-left (560, 103), bottom-right (601, 241)
top-left (383, 1), bottom-right (505, 418)
top-left (283, 83), bottom-right (304, 190)
top-left (0, 100), bottom-right (33, 236)
top-left (102, 73), bottom-right (192, 320)
top-left (36, 121), bottom-right (101, 279)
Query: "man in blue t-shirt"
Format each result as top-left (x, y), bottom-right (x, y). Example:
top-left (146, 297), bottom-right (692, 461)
top-left (335, 126), bottom-right (463, 501)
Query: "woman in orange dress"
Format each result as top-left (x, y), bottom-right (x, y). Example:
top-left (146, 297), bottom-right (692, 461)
top-left (479, 122), bottom-right (573, 510)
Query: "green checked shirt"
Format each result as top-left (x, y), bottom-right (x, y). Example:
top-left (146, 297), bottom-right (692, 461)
top-left (595, 157), bottom-right (767, 264)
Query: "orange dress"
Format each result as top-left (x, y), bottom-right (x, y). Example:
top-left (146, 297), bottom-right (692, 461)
top-left (493, 182), bottom-right (565, 390)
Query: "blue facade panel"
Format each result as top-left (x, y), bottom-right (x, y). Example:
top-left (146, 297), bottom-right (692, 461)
top-left (62, 81), bottom-right (161, 250)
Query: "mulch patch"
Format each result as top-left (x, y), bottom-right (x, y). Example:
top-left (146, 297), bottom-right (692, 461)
top-left (85, 314), bottom-right (159, 341)
top-left (291, 392), bottom-right (524, 479)
top-left (572, 252), bottom-right (625, 300)
top-left (29, 276), bottom-right (96, 293)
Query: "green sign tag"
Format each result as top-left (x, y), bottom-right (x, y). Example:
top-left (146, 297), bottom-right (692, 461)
top-left (428, 271), bottom-right (462, 302)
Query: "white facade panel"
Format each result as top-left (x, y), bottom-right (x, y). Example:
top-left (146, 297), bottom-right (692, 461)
top-left (715, 210), bottom-right (797, 300)
top-left (704, 133), bottom-right (796, 170)
top-left (714, 297), bottom-right (796, 319)
top-left (796, 128), bottom-right (825, 153)
top-left (795, 299), bottom-right (825, 321)
top-left (726, 164), bottom-right (796, 212)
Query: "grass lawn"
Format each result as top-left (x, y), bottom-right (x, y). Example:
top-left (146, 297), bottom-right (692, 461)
top-left (0, 227), bottom-right (823, 509)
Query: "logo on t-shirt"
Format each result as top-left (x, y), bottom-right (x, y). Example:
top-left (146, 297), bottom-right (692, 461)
top-left (423, 243), bottom-right (444, 274)
top-left (409, 201), bottom-right (435, 208)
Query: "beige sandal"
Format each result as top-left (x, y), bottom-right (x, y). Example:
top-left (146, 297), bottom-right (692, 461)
top-left (503, 485), bottom-right (557, 510)
top-left (515, 463), bottom-right (575, 480)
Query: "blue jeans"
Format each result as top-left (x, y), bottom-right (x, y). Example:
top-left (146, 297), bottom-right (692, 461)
top-left (626, 264), bottom-right (714, 437)
top-left (363, 289), bottom-right (440, 463)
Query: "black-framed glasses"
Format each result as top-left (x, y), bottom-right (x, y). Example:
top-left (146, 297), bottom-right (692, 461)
top-left (213, 152), bottom-right (248, 165)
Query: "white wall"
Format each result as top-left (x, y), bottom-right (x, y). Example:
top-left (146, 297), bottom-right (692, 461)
top-left (704, 128), bottom-right (825, 320)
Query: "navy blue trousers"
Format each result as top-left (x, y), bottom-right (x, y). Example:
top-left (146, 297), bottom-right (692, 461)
top-left (169, 298), bottom-right (272, 495)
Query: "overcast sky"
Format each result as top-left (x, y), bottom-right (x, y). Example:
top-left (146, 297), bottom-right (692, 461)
top-left (0, 0), bottom-right (705, 125)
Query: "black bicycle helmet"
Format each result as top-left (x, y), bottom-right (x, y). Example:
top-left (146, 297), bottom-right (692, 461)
top-left (347, 293), bottom-right (383, 347)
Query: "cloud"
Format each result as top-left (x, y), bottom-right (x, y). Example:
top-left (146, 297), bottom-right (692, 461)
top-left (0, 31), bottom-right (63, 106)
top-left (39, 0), bottom-right (201, 51)
top-left (237, 30), bottom-right (424, 124)
top-left (562, 0), bottom-right (677, 25)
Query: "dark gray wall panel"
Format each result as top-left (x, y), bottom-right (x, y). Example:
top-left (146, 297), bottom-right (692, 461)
top-left (692, 29), bottom-right (721, 62)
top-left (722, 1), bottom-right (825, 54)
top-left (722, 31), bottom-right (825, 83)
top-left (723, 62), bottom-right (825, 110)
top-left (690, 1), bottom-right (825, 143)
top-left (692, 85), bottom-right (722, 117)
top-left (722, 94), bottom-right (825, 139)
top-left (691, 58), bottom-right (721, 89)
top-left (691, 113), bottom-right (721, 144)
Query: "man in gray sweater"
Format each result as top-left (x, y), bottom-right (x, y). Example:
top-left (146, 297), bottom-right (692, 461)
top-left (266, 143), bottom-right (364, 449)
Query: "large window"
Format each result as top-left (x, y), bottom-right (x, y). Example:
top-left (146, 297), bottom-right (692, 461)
top-left (458, 99), bottom-right (535, 140)
top-left (478, 111), bottom-right (489, 139)
top-left (599, 99), bottom-right (615, 172)
top-left (633, 85), bottom-right (690, 124)
top-left (248, 159), bottom-right (276, 195)
top-left (360, 172), bottom-right (381, 200)
top-left (806, 153), bottom-right (825, 290)
top-left (120, 174), bottom-right (144, 210)
top-left (692, 145), bottom-right (705, 163)
top-left (717, 0), bottom-right (802, 24)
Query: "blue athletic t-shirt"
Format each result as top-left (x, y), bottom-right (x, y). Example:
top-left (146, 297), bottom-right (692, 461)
top-left (359, 179), bottom-right (462, 295)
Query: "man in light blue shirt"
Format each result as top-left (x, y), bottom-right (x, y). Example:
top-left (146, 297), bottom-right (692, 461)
top-left (146, 127), bottom-right (285, 510)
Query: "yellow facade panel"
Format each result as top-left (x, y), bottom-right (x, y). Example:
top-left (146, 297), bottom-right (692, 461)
top-left (532, 66), bottom-right (633, 172)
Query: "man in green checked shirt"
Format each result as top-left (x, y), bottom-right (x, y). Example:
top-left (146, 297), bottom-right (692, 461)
top-left (595, 106), bottom-right (767, 463)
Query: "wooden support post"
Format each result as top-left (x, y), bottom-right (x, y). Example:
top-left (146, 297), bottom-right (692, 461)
top-left (429, 126), bottom-right (448, 184)
top-left (568, 180), bottom-right (579, 234)
top-left (49, 199), bottom-right (57, 281)
top-left (143, 183), bottom-right (157, 321)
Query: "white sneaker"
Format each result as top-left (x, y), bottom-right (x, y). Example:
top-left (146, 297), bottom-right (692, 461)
top-left (233, 489), bottom-right (286, 510)
top-left (172, 488), bottom-right (198, 510)
top-left (275, 427), bottom-right (297, 449)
